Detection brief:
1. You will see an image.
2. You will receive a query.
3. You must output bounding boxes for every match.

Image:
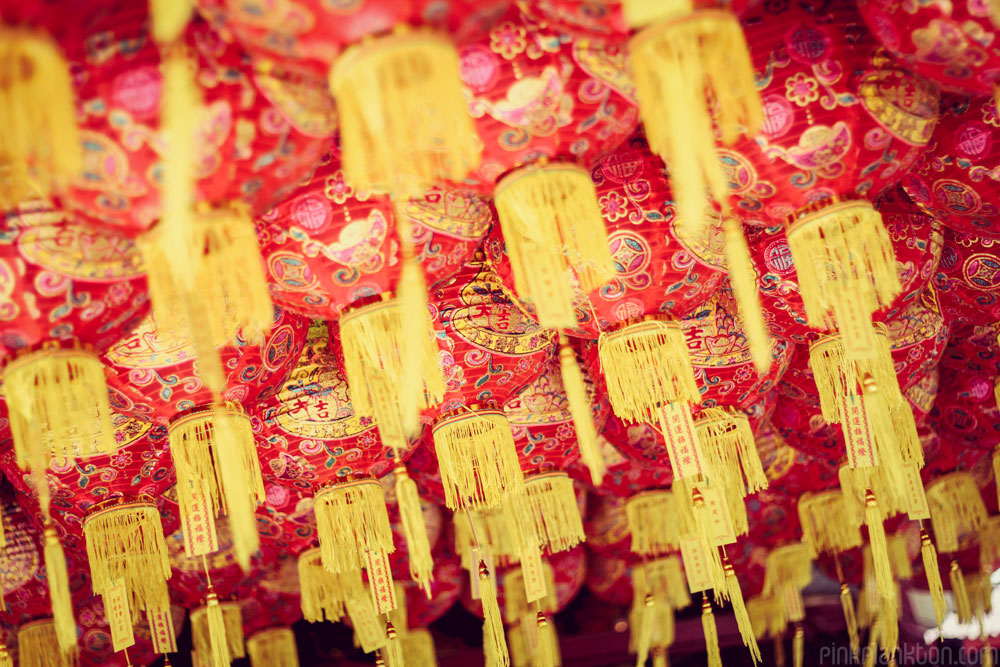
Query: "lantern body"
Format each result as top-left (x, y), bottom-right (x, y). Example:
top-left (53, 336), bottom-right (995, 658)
top-left (935, 228), bottom-right (1000, 325)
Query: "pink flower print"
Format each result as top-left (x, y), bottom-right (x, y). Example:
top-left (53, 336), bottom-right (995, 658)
top-left (784, 73), bottom-right (819, 107)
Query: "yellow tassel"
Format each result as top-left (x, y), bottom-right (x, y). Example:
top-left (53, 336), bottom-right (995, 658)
top-left (722, 218), bottom-right (771, 373)
top-left (951, 561), bottom-right (973, 624)
top-left (150, 0), bottom-right (192, 44)
top-left (919, 528), bottom-right (946, 630)
top-left (637, 556), bottom-right (691, 611)
top-left (329, 30), bottom-right (479, 196)
top-left (877, 592), bottom-right (899, 661)
top-left (927, 473), bottom-right (989, 553)
top-left (18, 619), bottom-right (73, 667)
top-left (629, 6), bottom-right (761, 241)
top-left (724, 554), bottom-right (761, 664)
top-left (886, 536), bottom-right (911, 580)
top-left (980, 516), bottom-right (1000, 573)
top-left (863, 623), bottom-right (878, 667)
top-left (635, 594), bottom-right (655, 667)
top-left (695, 408), bottom-right (768, 496)
top-left (394, 466), bottom-right (435, 596)
top-left (478, 560), bottom-right (510, 667)
top-left (798, 490), bottom-right (863, 556)
top-left (43, 526), bottom-right (75, 654)
top-left (516, 472), bottom-right (584, 555)
top-left (763, 544), bottom-right (813, 601)
top-left (340, 294), bottom-right (444, 444)
top-left (558, 336), bottom-right (604, 485)
top-left (508, 624), bottom-right (528, 667)
top-left (689, 485), bottom-right (727, 593)
top-left (864, 490), bottom-right (895, 603)
top-left (0, 504), bottom-right (5, 549)
top-left (193, 591), bottom-right (230, 667)
top-left (0, 644), bottom-right (11, 667)
top-left (314, 478), bottom-right (394, 573)
top-left (494, 163), bottom-right (614, 329)
top-left (597, 319), bottom-right (699, 424)
top-left (247, 627), bottom-right (299, 667)
top-left (625, 490), bottom-right (681, 557)
top-left (652, 600), bottom-right (675, 651)
top-left (432, 409), bottom-right (524, 511)
top-left (652, 648), bottom-right (669, 667)
top-left (702, 594), bottom-right (722, 667)
top-left (792, 624), bottom-right (804, 667)
top-left (383, 621), bottom-right (405, 667)
top-left (298, 548), bottom-right (365, 622)
top-left (993, 446), bottom-right (1000, 516)
top-left (5, 346), bottom-right (117, 475)
top-left (786, 201), bottom-right (901, 337)
top-left (840, 584), bottom-right (859, 659)
top-left (400, 629), bottom-right (437, 667)
top-left (533, 611), bottom-right (559, 667)
top-left (0, 26), bottom-right (80, 208)
top-left (746, 595), bottom-right (786, 640)
top-left (83, 497), bottom-right (171, 615)
top-left (223, 603), bottom-right (245, 660)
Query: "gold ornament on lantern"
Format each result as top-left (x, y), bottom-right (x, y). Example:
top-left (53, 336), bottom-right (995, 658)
top-left (247, 627), bottom-right (299, 667)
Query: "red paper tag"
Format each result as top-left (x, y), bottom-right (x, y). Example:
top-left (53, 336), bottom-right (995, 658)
top-left (105, 581), bottom-right (135, 652)
top-left (679, 536), bottom-right (711, 593)
top-left (901, 464), bottom-right (930, 520)
top-left (346, 596), bottom-right (384, 653)
top-left (180, 479), bottom-right (219, 557)
top-left (842, 394), bottom-right (877, 468)
top-left (365, 550), bottom-right (398, 615)
top-left (700, 485), bottom-right (737, 546)
top-left (147, 607), bottom-right (177, 654)
top-left (657, 402), bottom-right (702, 480)
top-left (520, 544), bottom-right (547, 604)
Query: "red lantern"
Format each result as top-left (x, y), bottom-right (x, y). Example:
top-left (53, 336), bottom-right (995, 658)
top-left (903, 97), bottom-right (1000, 237)
top-left (857, 0), bottom-right (1000, 97)
top-left (256, 150), bottom-right (492, 321)
top-left (931, 325), bottom-right (1000, 450)
top-left (934, 228), bottom-right (1000, 325)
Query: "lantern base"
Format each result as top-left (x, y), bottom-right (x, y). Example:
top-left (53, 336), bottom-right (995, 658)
top-left (432, 409), bottom-right (524, 511)
top-left (0, 28), bottom-right (79, 209)
top-left (330, 31), bottom-right (479, 195)
top-left (494, 162), bottom-right (614, 329)
top-left (518, 471), bottom-right (585, 554)
top-left (597, 319), bottom-right (699, 425)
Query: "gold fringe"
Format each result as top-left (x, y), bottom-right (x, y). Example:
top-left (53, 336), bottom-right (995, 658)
top-left (687, 484), bottom-right (727, 593)
top-left (0, 27), bottom-right (80, 208)
top-left (43, 526), bottom-right (75, 654)
top-left (763, 544), bottom-right (813, 599)
top-left (798, 490), bottom-right (862, 556)
top-left (516, 472), bottom-right (584, 555)
top-left (508, 624), bottom-right (528, 667)
top-left (340, 296), bottom-right (444, 444)
top-left (792, 624), bottom-right (804, 667)
top-left (196, 592), bottom-right (230, 667)
top-left (652, 648), bottom-right (669, 667)
top-left (396, 235), bottom-right (439, 438)
top-left (840, 584), bottom-right (859, 659)
top-left (864, 490), bottom-right (895, 603)
top-left (298, 548), bottom-right (364, 623)
top-left (400, 629), bottom-right (437, 667)
top-left (150, 0), bottom-right (192, 44)
top-left (395, 466), bottom-right (435, 596)
top-left (479, 561), bottom-right (510, 667)
top-left (432, 409), bottom-right (524, 511)
top-left (863, 623), bottom-right (878, 667)
top-left (723, 218), bottom-right (771, 373)
top-left (314, 478), bottom-right (394, 573)
top-left (0, 644), bottom-right (10, 667)
top-left (635, 556), bottom-right (690, 611)
top-left (83, 498), bottom-right (171, 614)
top-left (203, 406), bottom-right (262, 570)
top-left (838, 466), bottom-right (907, 526)
top-left (786, 201), bottom-right (900, 335)
top-left (247, 627), bottom-right (299, 667)
top-left (329, 30), bottom-right (480, 196)
top-left (19, 619), bottom-right (73, 667)
top-left (993, 446), bottom-right (1000, 516)
top-left (598, 320), bottom-right (700, 424)
top-left (629, 8), bottom-right (761, 241)
top-left (695, 408), bottom-right (768, 496)
top-left (534, 612), bottom-right (559, 667)
top-left (746, 595), bottom-right (786, 640)
top-left (927, 473), bottom-right (988, 553)
top-left (5, 346), bottom-right (117, 471)
top-left (635, 594), bottom-right (655, 667)
top-left (887, 536), bottom-right (911, 580)
top-left (702, 595), bottom-right (722, 667)
top-left (494, 163), bottom-right (614, 328)
top-left (877, 592), bottom-right (899, 661)
top-left (920, 528), bottom-right (946, 630)
top-left (558, 337), bottom-right (604, 485)
top-left (625, 490), bottom-right (680, 557)
top-left (951, 561), bottom-right (973, 625)
top-left (724, 555), bottom-right (761, 664)
top-left (980, 516), bottom-right (1000, 572)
